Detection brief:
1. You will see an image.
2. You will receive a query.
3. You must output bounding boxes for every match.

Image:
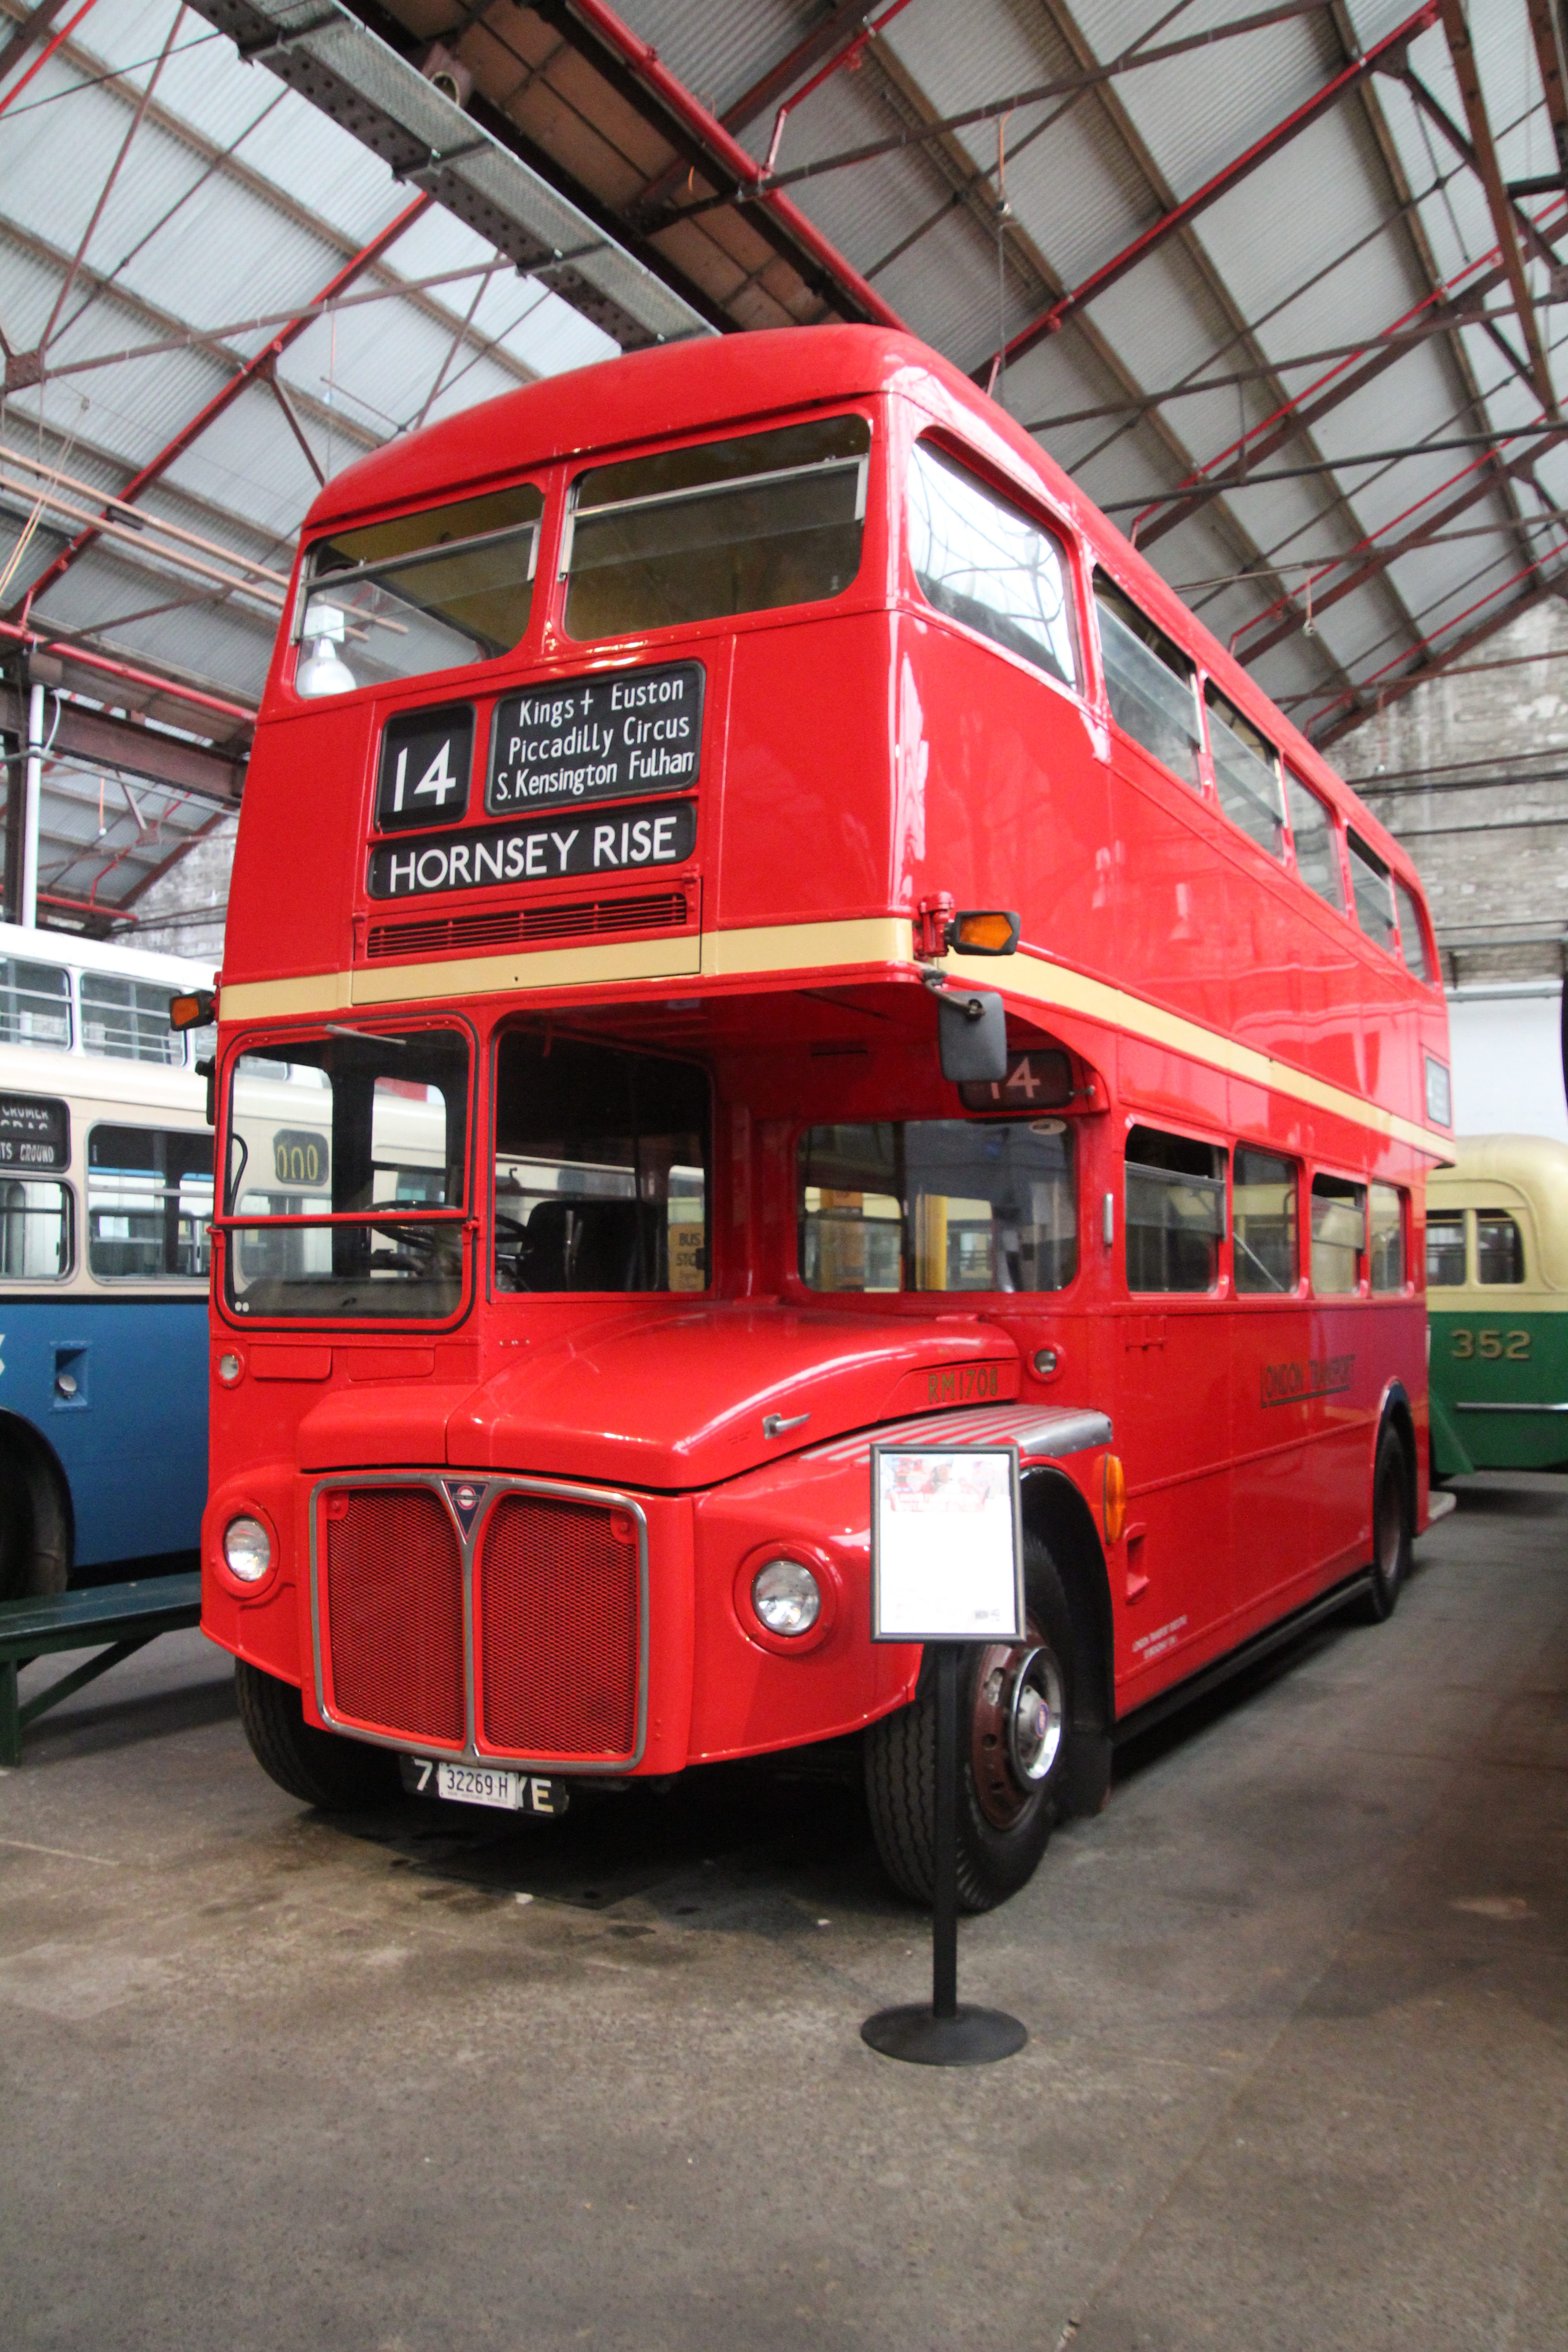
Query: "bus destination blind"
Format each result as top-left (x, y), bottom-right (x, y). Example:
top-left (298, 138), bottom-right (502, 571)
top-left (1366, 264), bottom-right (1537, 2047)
top-left (0, 1092), bottom-right (69, 1169)
top-left (368, 797), bottom-right (696, 898)
top-left (487, 659), bottom-right (703, 815)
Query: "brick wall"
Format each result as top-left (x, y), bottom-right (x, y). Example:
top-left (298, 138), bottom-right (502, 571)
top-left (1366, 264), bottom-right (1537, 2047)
top-left (1336, 601), bottom-right (1568, 986)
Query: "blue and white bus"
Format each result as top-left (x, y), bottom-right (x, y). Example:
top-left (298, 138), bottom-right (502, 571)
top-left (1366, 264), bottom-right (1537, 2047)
top-left (0, 921), bottom-right (215, 1599)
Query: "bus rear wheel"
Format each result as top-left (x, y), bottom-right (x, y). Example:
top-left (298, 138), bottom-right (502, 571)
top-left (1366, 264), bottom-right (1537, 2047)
top-left (234, 1658), bottom-right (402, 1809)
top-left (0, 1430), bottom-right (69, 1603)
top-left (864, 1536), bottom-right (1076, 1912)
top-left (1358, 1427), bottom-right (1412, 1625)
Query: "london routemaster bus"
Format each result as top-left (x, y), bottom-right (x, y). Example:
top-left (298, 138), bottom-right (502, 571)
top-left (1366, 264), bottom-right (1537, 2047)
top-left (0, 922), bottom-right (215, 1599)
top-left (193, 325), bottom-right (1451, 1909)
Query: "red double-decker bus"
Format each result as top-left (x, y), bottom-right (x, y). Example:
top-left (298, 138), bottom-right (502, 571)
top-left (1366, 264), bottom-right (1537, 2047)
top-left (196, 325), bottom-right (1450, 1909)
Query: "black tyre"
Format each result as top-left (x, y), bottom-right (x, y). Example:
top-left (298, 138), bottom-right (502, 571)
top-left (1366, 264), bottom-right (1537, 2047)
top-left (0, 1431), bottom-right (69, 1602)
top-left (235, 1658), bottom-right (402, 1808)
top-left (1358, 1426), bottom-right (1412, 1625)
top-left (864, 1535), bottom-right (1081, 1912)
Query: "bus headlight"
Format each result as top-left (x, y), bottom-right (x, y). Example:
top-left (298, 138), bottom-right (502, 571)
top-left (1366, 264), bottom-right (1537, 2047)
top-left (751, 1558), bottom-right (821, 1636)
top-left (223, 1515), bottom-right (273, 1583)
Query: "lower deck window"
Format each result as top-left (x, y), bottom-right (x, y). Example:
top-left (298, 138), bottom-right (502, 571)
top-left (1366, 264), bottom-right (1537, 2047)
top-left (1311, 1175), bottom-right (1365, 1295)
top-left (0, 1179), bottom-right (71, 1279)
top-left (493, 1034), bottom-right (708, 1293)
top-left (798, 1120), bottom-right (1076, 1294)
top-left (1125, 1127), bottom-right (1224, 1294)
top-left (1233, 1149), bottom-right (1297, 1294)
top-left (89, 1126), bottom-right (211, 1279)
top-left (1370, 1184), bottom-right (1406, 1291)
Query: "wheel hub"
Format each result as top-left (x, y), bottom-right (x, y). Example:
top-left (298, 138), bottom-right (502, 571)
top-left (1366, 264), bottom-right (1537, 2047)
top-left (970, 1631), bottom-right (1065, 1830)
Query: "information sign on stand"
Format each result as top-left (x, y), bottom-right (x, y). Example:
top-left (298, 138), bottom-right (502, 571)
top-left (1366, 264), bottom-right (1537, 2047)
top-left (862, 1445), bottom-right (1029, 2067)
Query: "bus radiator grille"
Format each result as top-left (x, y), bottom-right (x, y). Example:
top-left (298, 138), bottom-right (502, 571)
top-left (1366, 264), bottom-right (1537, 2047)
top-left (366, 891), bottom-right (692, 960)
top-left (323, 1488), bottom-right (465, 1744)
top-left (477, 1496), bottom-right (640, 1760)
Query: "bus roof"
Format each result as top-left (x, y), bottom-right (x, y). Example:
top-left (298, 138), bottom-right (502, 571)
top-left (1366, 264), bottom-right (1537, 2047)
top-left (298, 324), bottom-right (1413, 888)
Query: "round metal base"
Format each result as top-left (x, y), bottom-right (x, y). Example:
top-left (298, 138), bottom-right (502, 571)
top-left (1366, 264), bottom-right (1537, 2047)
top-left (861, 2003), bottom-right (1027, 2066)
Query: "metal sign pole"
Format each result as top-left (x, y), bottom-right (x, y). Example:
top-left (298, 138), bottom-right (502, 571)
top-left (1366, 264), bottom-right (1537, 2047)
top-left (862, 1643), bottom-right (1026, 2066)
top-left (862, 1441), bottom-right (1029, 2065)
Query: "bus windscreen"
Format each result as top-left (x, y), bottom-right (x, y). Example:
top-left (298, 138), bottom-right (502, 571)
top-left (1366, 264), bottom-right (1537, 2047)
top-left (224, 1028), bottom-right (468, 1320)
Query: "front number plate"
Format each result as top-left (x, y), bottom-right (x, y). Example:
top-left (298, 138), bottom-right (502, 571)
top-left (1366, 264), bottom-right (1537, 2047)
top-left (400, 1756), bottom-right (568, 1814)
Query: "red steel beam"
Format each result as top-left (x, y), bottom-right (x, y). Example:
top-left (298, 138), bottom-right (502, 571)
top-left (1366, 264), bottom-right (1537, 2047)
top-left (9, 193), bottom-right (433, 622)
top-left (558, 0), bottom-right (906, 331)
top-left (1136, 203), bottom-right (1568, 554)
top-left (0, 0), bottom-right (97, 120)
top-left (1313, 562), bottom-right (1562, 745)
top-left (1438, 0), bottom-right (1557, 415)
top-left (1236, 422), bottom-right (1568, 664)
top-left (976, 5), bottom-right (1440, 382)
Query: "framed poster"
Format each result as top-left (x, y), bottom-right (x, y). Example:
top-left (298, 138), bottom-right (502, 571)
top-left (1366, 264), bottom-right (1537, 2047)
top-left (870, 1444), bottom-right (1024, 1643)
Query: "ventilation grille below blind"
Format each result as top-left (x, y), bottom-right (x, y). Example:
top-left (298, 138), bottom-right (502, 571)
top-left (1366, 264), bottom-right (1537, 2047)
top-left (366, 889), bottom-right (692, 960)
top-left (323, 1487), bottom-right (464, 1745)
top-left (477, 1494), bottom-right (640, 1761)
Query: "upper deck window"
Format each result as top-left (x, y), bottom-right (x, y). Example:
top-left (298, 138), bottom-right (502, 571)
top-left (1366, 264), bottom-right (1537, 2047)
top-left (1204, 685), bottom-right (1285, 858)
top-left (299, 483), bottom-right (544, 695)
top-left (0, 956), bottom-right (69, 1050)
top-left (563, 415), bottom-right (869, 642)
top-left (1346, 831), bottom-right (1398, 956)
top-left (494, 1034), bottom-right (708, 1293)
top-left (1393, 876), bottom-right (1433, 983)
top-left (1094, 578), bottom-right (1202, 789)
top-left (906, 441), bottom-right (1078, 688)
top-left (1284, 770), bottom-right (1346, 911)
top-left (80, 972), bottom-right (186, 1064)
top-left (798, 1120), bottom-right (1076, 1294)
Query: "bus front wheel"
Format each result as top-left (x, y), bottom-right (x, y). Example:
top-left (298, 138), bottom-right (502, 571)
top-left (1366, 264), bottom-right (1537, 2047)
top-left (1358, 1427), bottom-right (1412, 1625)
top-left (864, 1535), bottom-right (1077, 1913)
top-left (234, 1658), bottom-right (402, 1809)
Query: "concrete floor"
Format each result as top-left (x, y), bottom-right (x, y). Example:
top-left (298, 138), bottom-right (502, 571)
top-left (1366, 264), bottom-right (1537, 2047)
top-left (2, 1479), bottom-right (1564, 2352)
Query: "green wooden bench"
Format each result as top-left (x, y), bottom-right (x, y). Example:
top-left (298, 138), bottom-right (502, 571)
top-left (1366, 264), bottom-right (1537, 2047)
top-left (0, 1573), bottom-right (202, 1767)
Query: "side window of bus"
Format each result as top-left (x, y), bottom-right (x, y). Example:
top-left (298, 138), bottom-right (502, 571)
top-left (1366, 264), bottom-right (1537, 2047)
top-left (88, 1126), bottom-right (213, 1280)
top-left (798, 1119), bottom-right (1077, 1294)
top-left (1284, 771), bottom-right (1347, 912)
top-left (1233, 1148), bottom-right (1297, 1294)
top-left (1426, 1213), bottom-right (1466, 1286)
top-left (1094, 579), bottom-right (1203, 790)
top-left (493, 1033), bottom-right (709, 1294)
top-left (1310, 1174), bottom-right (1364, 1294)
top-left (0, 956), bottom-right (70, 1049)
top-left (1125, 1126), bottom-right (1225, 1293)
top-left (1204, 685), bottom-right (1286, 858)
top-left (906, 441), bottom-right (1079, 688)
top-left (300, 482), bottom-right (544, 694)
top-left (1346, 832), bottom-right (1398, 955)
top-left (80, 973), bottom-right (186, 1064)
top-left (1476, 1211), bottom-right (1525, 1284)
top-left (563, 415), bottom-right (869, 642)
top-left (1369, 1184), bottom-right (1406, 1291)
top-left (0, 1180), bottom-right (72, 1279)
top-left (1393, 877), bottom-right (1434, 983)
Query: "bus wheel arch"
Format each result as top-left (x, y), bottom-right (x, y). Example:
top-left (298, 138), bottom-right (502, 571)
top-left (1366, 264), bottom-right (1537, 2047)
top-left (0, 1413), bottom-right (72, 1602)
top-left (862, 1468), bottom-right (1113, 1913)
